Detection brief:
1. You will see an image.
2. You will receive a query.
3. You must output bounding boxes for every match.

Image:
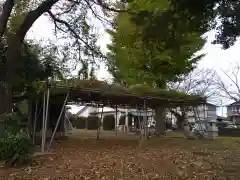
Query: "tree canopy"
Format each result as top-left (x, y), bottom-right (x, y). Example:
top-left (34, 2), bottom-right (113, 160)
top-left (106, 0), bottom-right (205, 88)
top-left (1, 0), bottom-right (240, 114)
top-left (0, 40), bottom-right (64, 100)
top-left (160, 0), bottom-right (240, 49)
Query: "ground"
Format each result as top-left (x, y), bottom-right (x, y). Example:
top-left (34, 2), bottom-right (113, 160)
top-left (1, 131), bottom-right (240, 180)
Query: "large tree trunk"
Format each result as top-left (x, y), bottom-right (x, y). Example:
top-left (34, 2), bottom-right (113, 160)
top-left (0, 37), bottom-right (22, 114)
top-left (0, 73), bottom-right (12, 114)
top-left (170, 109), bottom-right (185, 130)
top-left (170, 109), bottom-right (192, 137)
top-left (154, 107), bottom-right (165, 137)
top-left (176, 113), bottom-right (186, 130)
top-left (0, 0), bottom-right (59, 115)
top-left (0, 83), bottom-right (8, 114)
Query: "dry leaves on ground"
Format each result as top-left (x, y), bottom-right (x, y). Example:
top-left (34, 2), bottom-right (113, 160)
top-left (0, 135), bottom-right (240, 180)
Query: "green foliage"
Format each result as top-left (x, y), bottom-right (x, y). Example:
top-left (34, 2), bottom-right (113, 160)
top-left (46, 79), bottom-right (206, 103)
top-left (109, 83), bottom-right (128, 93)
top-left (0, 131), bottom-right (33, 165)
top-left (106, 0), bottom-right (206, 88)
top-left (0, 112), bottom-right (23, 135)
top-left (54, 79), bottom-right (110, 90)
top-left (0, 41), bottom-right (44, 89)
top-left (87, 115), bottom-right (100, 130)
top-left (128, 84), bottom-right (203, 100)
top-left (0, 113), bottom-right (33, 166)
top-left (0, 109), bottom-right (28, 136)
top-left (130, 0), bottom-right (240, 49)
top-left (103, 115), bottom-right (115, 130)
top-left (77, 62), bottom-right (97, 81)
top-left (0, 40), bottom-right (64, 101)
top-left (170, 0), bottom-right (240, 49)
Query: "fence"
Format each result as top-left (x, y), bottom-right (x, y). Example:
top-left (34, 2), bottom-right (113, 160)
top-left (218, 127), bottom-right (240, 137)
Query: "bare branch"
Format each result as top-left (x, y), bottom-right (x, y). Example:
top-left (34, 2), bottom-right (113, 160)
top-left (215, 63), bottom-right (240, 102)
top-left (56, 1), bottom-right (78, 16)
top-left (93, 0), bottom-right (130, 13)
top-left (47, 10), bottom-right (105, 59)
top-left (168, 68), bottom-right (218, 100)
top-left (83, 0), bottom-right (113, 26)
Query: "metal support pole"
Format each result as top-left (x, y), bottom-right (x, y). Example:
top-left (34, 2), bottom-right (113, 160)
top-left (115, 106), bottom-right (118, 136)
top-left (143, 99), bottom-right (147, 140)
top-left (47, 92), bottom-right (69, 151)
top-left (41, 92), bottom-right (46, 152)
top-left (139, 108), bottom-right (144, 140)
top-left (97, 105), bottom-right (104, 140)
top-left (65, 112), bottom-right (73, 130)
top-left (136, 105), bottom-right (140, 134)
top-left (33, 100), bottom-right (38, 144)
top-left (44, 86), bottom-right (50, 146)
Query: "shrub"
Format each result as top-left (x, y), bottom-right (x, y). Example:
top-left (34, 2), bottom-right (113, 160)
top-left (0, 113), bottom-right (33, 166)
top-left (103, 115), bottom-right (115, 130)
top-left (0, 131), bottom-right (33, 165)
top-left (87, 115), bottom-right (99, 130)
top-left (0, 112), bottom-right (21, 135)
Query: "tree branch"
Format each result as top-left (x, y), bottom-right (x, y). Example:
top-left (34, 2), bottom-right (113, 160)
top-left (215, 63), bottom-right (240, 102)
top-left (16, 0), bottom-right (59, 42)
top-left (93, 0), bottom-right (131, 13)
top-left (83, 0), bottom-right (113, 26)
top-left (0, 0), bottom-right (15, 40)
top-left (47, 10), bottom-right (106, 59)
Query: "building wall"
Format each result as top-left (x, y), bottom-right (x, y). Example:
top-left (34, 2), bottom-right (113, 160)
top-left (207, 105), bottom-right (217, 121)
top-left (76, 106), bottom-right (97, 117)
top-left (232, 116), bottom-right (240, 126)
top-left (227, 105), bottom-right (240, 117)
top-left (168, 104), bottom-right (217, 124)
top-left (227, 103), bottom-right (240, 128)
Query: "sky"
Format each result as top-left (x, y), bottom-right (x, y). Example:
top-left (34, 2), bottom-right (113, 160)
top-left (26, 13), bottom-right (240, 117)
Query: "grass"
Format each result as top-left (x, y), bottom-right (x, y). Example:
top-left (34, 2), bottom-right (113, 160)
top-left (1, 131), bottom-right (240, 180)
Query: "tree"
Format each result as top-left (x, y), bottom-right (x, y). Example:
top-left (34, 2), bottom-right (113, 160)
top-left (0, 0), bottom-right (125, 114)
top-left (106, 3), bottom-right (205, 88)
top-left (215, 62), bottom-right (240, 102)
top-left (146, 0), bottom-right (240, 49)
top-left (168, 69), bottom-right (218, 129)
top-left (77, 62), bottom-right (97, 80)
top-left (1, 0), bottom-right (240, 115)
top-left (0, 40), bottom-right (64, 99)
top-left (106, 1), bottom-right (207, 137)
